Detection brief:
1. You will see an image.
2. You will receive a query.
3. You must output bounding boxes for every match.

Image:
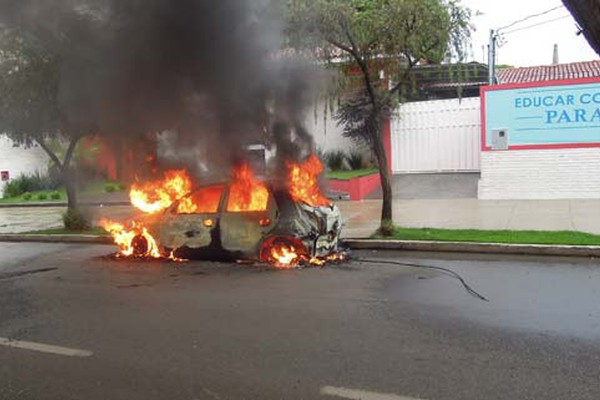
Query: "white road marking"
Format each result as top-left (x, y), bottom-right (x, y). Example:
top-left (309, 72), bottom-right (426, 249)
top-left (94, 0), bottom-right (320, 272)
top-left (320, 386), bottom-right (425, 400)
top-left (0, 337), bottom-right (93, 357)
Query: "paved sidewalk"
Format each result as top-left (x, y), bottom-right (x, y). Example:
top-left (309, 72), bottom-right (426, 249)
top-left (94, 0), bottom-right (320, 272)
top-left (2, 199), bottom-right (600, 238)
top-left (338, 199), bottom-right (600, 238)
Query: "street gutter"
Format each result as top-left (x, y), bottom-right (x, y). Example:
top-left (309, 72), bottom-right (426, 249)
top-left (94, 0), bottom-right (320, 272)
top-left (344, 239), bottom-right (600, 258)
top-left (0, 235), bottom-right (599, 258)
top-left (0, 234), bottom-right (112, 244)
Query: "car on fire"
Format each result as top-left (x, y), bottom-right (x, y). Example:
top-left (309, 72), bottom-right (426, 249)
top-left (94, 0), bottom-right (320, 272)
top-left (139, 181), bottom-right (342, 264)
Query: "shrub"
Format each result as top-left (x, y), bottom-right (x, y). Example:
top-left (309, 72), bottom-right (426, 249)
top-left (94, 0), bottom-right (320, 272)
top-left (104, 183), bottom-right (116, 193)
top-left (22, 192), bottom-right (32, 200)
top-left (50, 191), bottom-right (61, 200)
top-left (117, 182), bottom-right (126, 191)
top-left (37, 193), bottom-right (48, 201)
top-left (2, 171), bottom-right (61, 198)
top-left (62, 208), bottom-right (90, 231)
top-left (347, 150), bottom-right (364, 170)
top-left (324, 150), bottom-right (348, 171)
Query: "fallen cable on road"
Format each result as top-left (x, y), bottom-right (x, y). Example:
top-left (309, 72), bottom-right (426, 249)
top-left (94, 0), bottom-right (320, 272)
top-left (356, 258), bottom-right (489, 302)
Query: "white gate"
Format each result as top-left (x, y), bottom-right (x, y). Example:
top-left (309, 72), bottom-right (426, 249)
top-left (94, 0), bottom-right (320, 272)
top-left (391, 97), bottom-right (481, 173)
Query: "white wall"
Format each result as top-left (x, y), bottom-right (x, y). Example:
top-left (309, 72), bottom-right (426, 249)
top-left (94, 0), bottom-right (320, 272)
top-left (391, 97), bottom-right (481, 173)
top-left (479, 148), bottom-right (600, 199)
top-left (0, 136), bottom-right (50, 196)
top-left (304, 100), bottom-right (358, 153)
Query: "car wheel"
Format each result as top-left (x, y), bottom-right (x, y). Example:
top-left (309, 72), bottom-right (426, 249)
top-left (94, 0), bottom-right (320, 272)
top-left (131, 234), bottom-right (149, 256)
top-left (259, 236), bottom-right (307, 265)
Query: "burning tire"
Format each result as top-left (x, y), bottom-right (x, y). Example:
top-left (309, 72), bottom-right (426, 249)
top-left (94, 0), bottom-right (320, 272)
top-left (260, 236), bottom-right (307, 268)
top-left (131, 234), bottom-right (149, 257)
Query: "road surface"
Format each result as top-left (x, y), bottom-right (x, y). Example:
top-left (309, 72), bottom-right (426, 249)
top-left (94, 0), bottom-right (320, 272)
top-left (1, 243), bottom-right (600, 399)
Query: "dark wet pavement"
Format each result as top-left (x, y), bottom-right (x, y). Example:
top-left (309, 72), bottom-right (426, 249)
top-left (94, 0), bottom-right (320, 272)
top-left (376, 252), bottom-right (600, 340)
top-left (2, 245), bottom-right (600, 399)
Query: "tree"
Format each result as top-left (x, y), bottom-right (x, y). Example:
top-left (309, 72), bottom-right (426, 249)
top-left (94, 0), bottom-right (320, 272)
top-left (0, 29), bottom-right (89, 224)
top-left (286, 0), bottom-right (471, 234)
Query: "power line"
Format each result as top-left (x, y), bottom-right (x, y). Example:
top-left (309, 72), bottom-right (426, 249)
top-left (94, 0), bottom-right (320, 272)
top-left (497, 4), bottom-right (564, 31)
top-left (502, 14), bottom-right (572, 35)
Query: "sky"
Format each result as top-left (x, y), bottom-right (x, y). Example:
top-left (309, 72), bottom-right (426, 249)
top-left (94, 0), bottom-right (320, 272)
top-left (462, 0), bottom-right (599, 67)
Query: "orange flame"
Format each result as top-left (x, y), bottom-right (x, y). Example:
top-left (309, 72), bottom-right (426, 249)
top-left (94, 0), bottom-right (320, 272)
top-left (287, 154), bottom-right (330, 207)
top-left (130, 170), bottom-right (193, 214)
top-left (265, 239), bottom-right (346, 268)
top-left (269, 242), bottom-right (301, 268)
top-left (100, 219), bottom-right (161, 258)
top-left (226, 162), bottom-right (269, 212)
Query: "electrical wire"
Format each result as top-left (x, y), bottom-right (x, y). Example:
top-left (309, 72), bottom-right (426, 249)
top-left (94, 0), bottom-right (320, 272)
top-left (497, 4), bottom-right (564, 32)
top-left (356, 258), bottom-right (489, 302)
top-left (502, 14), bottom-right (571, 35)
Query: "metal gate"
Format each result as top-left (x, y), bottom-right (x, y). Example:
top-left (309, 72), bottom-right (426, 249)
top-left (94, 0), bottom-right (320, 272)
top-left (391, 97), bottom-right (481, 173)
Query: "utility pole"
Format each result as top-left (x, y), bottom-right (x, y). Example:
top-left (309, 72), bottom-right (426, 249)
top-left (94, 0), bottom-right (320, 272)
top-left (488, 29), bottom-right (498, 85)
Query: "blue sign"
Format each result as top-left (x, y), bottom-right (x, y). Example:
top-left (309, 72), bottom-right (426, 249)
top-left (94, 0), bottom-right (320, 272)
top-left (483, 80), bottom-right (600, 149)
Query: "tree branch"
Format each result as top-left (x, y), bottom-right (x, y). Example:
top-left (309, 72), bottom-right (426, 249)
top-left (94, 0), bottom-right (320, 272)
top-left (325, 37), bottom-right (355, 56)
top-left (388, 53), bottom-right (416, 95)
top-left (36, 137), bottom-right (63, 170)
top-left (336, 22), bottom-right (380, 111)
top-left (63, 134), bottom-right (82, 168)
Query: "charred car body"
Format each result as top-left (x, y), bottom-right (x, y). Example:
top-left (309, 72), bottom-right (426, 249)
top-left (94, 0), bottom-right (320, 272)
top-left (143, 182), bottom-right (342, 263)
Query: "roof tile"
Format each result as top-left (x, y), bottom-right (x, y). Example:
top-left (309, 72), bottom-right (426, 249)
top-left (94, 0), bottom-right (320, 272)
top-left (496, 60), bottom-right (600, 83)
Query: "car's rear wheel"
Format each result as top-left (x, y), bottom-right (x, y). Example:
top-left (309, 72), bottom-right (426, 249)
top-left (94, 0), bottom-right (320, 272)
top-left (131, 234), bottom-right (149, 256)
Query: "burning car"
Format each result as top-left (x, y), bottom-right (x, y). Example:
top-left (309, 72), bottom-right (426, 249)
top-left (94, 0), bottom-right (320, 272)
top-left (102, 155), bottom-right (344, 267)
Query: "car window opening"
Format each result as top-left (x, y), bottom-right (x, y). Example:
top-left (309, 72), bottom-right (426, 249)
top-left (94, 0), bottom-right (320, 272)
top-left (176, 185), bottom-right (224, 214)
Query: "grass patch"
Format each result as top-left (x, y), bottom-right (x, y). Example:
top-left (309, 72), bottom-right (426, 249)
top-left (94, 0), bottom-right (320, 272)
top-left (1, 180), bottom-right (125, 203)
top-left (0, 189), bottom-right (66, 203)
top-left (81, 180), bottom-right (125, 196)
top-left (373, 227), bottom-right (600, 246)
top-left (327, 168), bottom-right (378, 180)
top-left (23, 226), bottom-right (108, 235)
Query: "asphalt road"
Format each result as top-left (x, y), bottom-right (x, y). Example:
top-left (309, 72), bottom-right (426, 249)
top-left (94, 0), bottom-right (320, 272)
top-left (1, 243), bottom-right (600, 400)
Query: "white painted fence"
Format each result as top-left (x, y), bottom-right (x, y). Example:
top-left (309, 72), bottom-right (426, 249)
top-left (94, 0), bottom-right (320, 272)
top-left (391, 97), bottom-right (481, 173)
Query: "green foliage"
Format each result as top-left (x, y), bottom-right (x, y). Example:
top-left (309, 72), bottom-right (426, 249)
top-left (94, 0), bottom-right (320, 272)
top-left (62, 208), bottom-right (90, 231)
top-left (323, 150), bottom-right (348, 171)
top-left (1, 171), bottom-right (60, 198)
top-left (103, 182), bottom-right (124, 193)
top-left (0, 29), bottom-right (90, 211)
top-left (347, 149), bottom-right (365, 170)
top-left (0, 30), bottom-right (61, 148)
top-left (22, 192), bottom-right (32, 200)
top-left (50, 191), bottom-right (61, 200)
top-left (36, 192), bottom-right (48, 200)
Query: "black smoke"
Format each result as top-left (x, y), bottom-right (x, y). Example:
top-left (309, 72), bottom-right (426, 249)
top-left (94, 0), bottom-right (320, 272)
top-left (0, 0), bottom-right (318, 179)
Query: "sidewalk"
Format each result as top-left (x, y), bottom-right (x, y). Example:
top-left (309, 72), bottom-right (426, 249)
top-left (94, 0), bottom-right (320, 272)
top-left (2, 199), bottom-right (600, 238)
top-left (337, 199), bottom-right (600, 238)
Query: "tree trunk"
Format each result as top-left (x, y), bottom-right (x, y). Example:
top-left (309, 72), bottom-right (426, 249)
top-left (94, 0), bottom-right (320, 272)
top-left (63, 167), bottom-right (78, 211)
top-left (372, 115), bottom-right (393, 235)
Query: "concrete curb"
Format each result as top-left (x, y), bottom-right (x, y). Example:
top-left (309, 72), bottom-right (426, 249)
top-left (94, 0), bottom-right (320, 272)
top-left (0, 234), bottom-right (113, 244)
top-left (1, 235), bottom-right (599, 258)
top-left (0, 201), bottom-right (131, 208)
top-left (343, 239), bottom-right (600, 258)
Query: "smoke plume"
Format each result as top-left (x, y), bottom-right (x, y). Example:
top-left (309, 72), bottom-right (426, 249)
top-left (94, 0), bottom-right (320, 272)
top-left (0, 0), bottom-right (319, 179)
